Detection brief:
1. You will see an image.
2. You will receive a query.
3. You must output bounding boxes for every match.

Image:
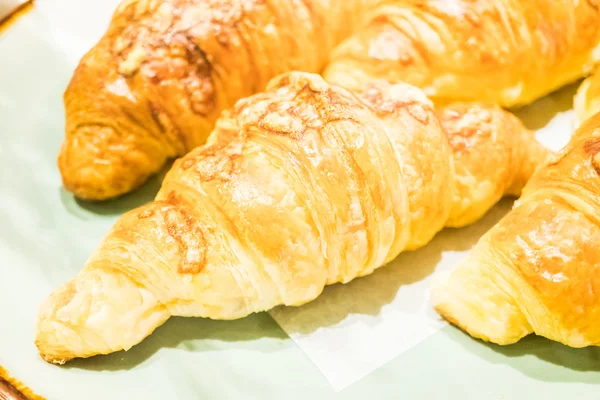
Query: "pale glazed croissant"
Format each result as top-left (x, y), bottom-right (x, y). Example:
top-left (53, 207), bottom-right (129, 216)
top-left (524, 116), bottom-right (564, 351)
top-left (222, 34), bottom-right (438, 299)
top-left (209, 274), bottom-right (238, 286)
top-left (59, 0), bottom-right (598, 201)
top-left (37, 72), bottom-right (548, 363)
top-left (324, 0), bottom-right (600, 105)
top-left (575, 69), bottom-right (600, 123)
top-left (431, 113), bottom-right (600, 347)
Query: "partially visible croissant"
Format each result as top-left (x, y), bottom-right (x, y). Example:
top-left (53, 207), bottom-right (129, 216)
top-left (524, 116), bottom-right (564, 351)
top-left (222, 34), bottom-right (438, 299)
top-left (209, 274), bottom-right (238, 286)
top-left (325, 0), bottom-right (600, 105)
top-left (37, 72), bottom-right (548, 363)
top-left (59, 0), bottom-right (598, 200)
top-left (575, 69), bottom-right (600, 123)
top-left (431, 113), bottom-right (600, 347)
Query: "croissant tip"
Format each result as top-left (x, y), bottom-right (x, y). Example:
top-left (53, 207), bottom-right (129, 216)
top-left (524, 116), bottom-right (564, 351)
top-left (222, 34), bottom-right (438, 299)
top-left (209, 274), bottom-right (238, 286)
top-left (35, 340), bottom-right (72, 365)
top-left (57, 158), bottom-right (125, 201)
top-left (43, 355), bottom-right (70, 366)
top-left (57, 137), bottom-right (151, 201)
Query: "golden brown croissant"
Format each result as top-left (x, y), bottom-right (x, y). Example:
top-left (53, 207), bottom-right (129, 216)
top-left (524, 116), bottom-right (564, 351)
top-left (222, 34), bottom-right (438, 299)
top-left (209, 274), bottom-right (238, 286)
top-left (324, 0), bottom-right (600, 106)
top-left (431, 113), bottom-right (600, 347)
top-left (59, 0), bottom-right (596, 201)
top-left (575, 69), bottom-right (600, 123)
top-left (37, 72), bottom-right (547, 363)
top-left (59, 0), bottom-right (366, 200)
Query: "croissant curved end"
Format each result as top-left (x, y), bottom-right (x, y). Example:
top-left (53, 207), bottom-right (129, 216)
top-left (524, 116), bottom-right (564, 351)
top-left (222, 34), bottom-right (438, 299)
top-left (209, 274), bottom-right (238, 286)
top-left (35, 280), bottom-right (93, 364)
top-left (35, 270), bottom-right (170, 364)
top-left (430, 255), bottom-right (533, 345)
top-left (58, 124), bottom-right (165, 201)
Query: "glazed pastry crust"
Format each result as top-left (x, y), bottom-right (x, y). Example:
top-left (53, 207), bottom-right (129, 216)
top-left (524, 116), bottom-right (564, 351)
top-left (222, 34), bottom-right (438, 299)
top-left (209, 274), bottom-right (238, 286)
top-left (325, 0), bottom-right (600, 106)
top-left (432, 113), bottom-right (600, 347)
top-left (37, 72), bottom-right (547, 363)
top-left (58, 0), bottom-right (596, 201)
top-left (59, 0), bottom-right (366, 200)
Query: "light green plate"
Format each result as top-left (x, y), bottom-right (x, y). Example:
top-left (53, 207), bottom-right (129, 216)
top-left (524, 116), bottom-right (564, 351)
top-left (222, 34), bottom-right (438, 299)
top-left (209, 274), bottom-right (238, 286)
top-left (1, 4), bottom-right (599, 399)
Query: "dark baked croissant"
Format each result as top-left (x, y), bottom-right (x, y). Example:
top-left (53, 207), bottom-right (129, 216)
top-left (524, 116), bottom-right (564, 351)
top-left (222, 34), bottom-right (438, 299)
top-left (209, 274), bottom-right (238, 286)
top-left (59, 0), bottom-right (364, 200)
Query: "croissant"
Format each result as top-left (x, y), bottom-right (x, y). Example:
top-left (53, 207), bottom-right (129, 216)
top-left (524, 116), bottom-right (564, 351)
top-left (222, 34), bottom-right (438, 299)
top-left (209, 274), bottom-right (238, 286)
top-left (324, 0), bottom-right (600, 105)
top-left (59, 0), bottom-right (597, 201)
top-left (575, 69), bottom-right (600, 123)
top-left (59, 0), bottom-right (365, 200)
top-left (431, 113), bottom-right (600, 347)
top-left (37, 72), bottom-right (547, 363)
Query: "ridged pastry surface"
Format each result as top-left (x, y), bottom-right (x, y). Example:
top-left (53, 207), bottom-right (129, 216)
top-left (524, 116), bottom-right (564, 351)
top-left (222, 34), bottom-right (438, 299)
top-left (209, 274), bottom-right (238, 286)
top-left (37, 72), bottom-right (547, 363)
top-left (59, 0), bottom-right (365, 200)
top-left (432, 113), bottom-right (600, 348)
top-left (325, 0), bottom-right (600, 107)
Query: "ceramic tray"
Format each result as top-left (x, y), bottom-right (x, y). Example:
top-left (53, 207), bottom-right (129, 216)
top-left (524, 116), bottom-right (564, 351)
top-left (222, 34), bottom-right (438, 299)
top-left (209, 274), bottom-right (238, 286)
top-left (1, 2), bottom-right (599, 399)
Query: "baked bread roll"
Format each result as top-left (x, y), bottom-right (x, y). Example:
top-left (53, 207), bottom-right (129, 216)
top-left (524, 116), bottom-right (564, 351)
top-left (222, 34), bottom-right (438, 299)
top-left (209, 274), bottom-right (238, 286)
top-left (59, 0), bottom-right (596, 201)
top-left (37, 72), bottom-right (547, 363)
top-left (431, 113), bottom-right (600, 347)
